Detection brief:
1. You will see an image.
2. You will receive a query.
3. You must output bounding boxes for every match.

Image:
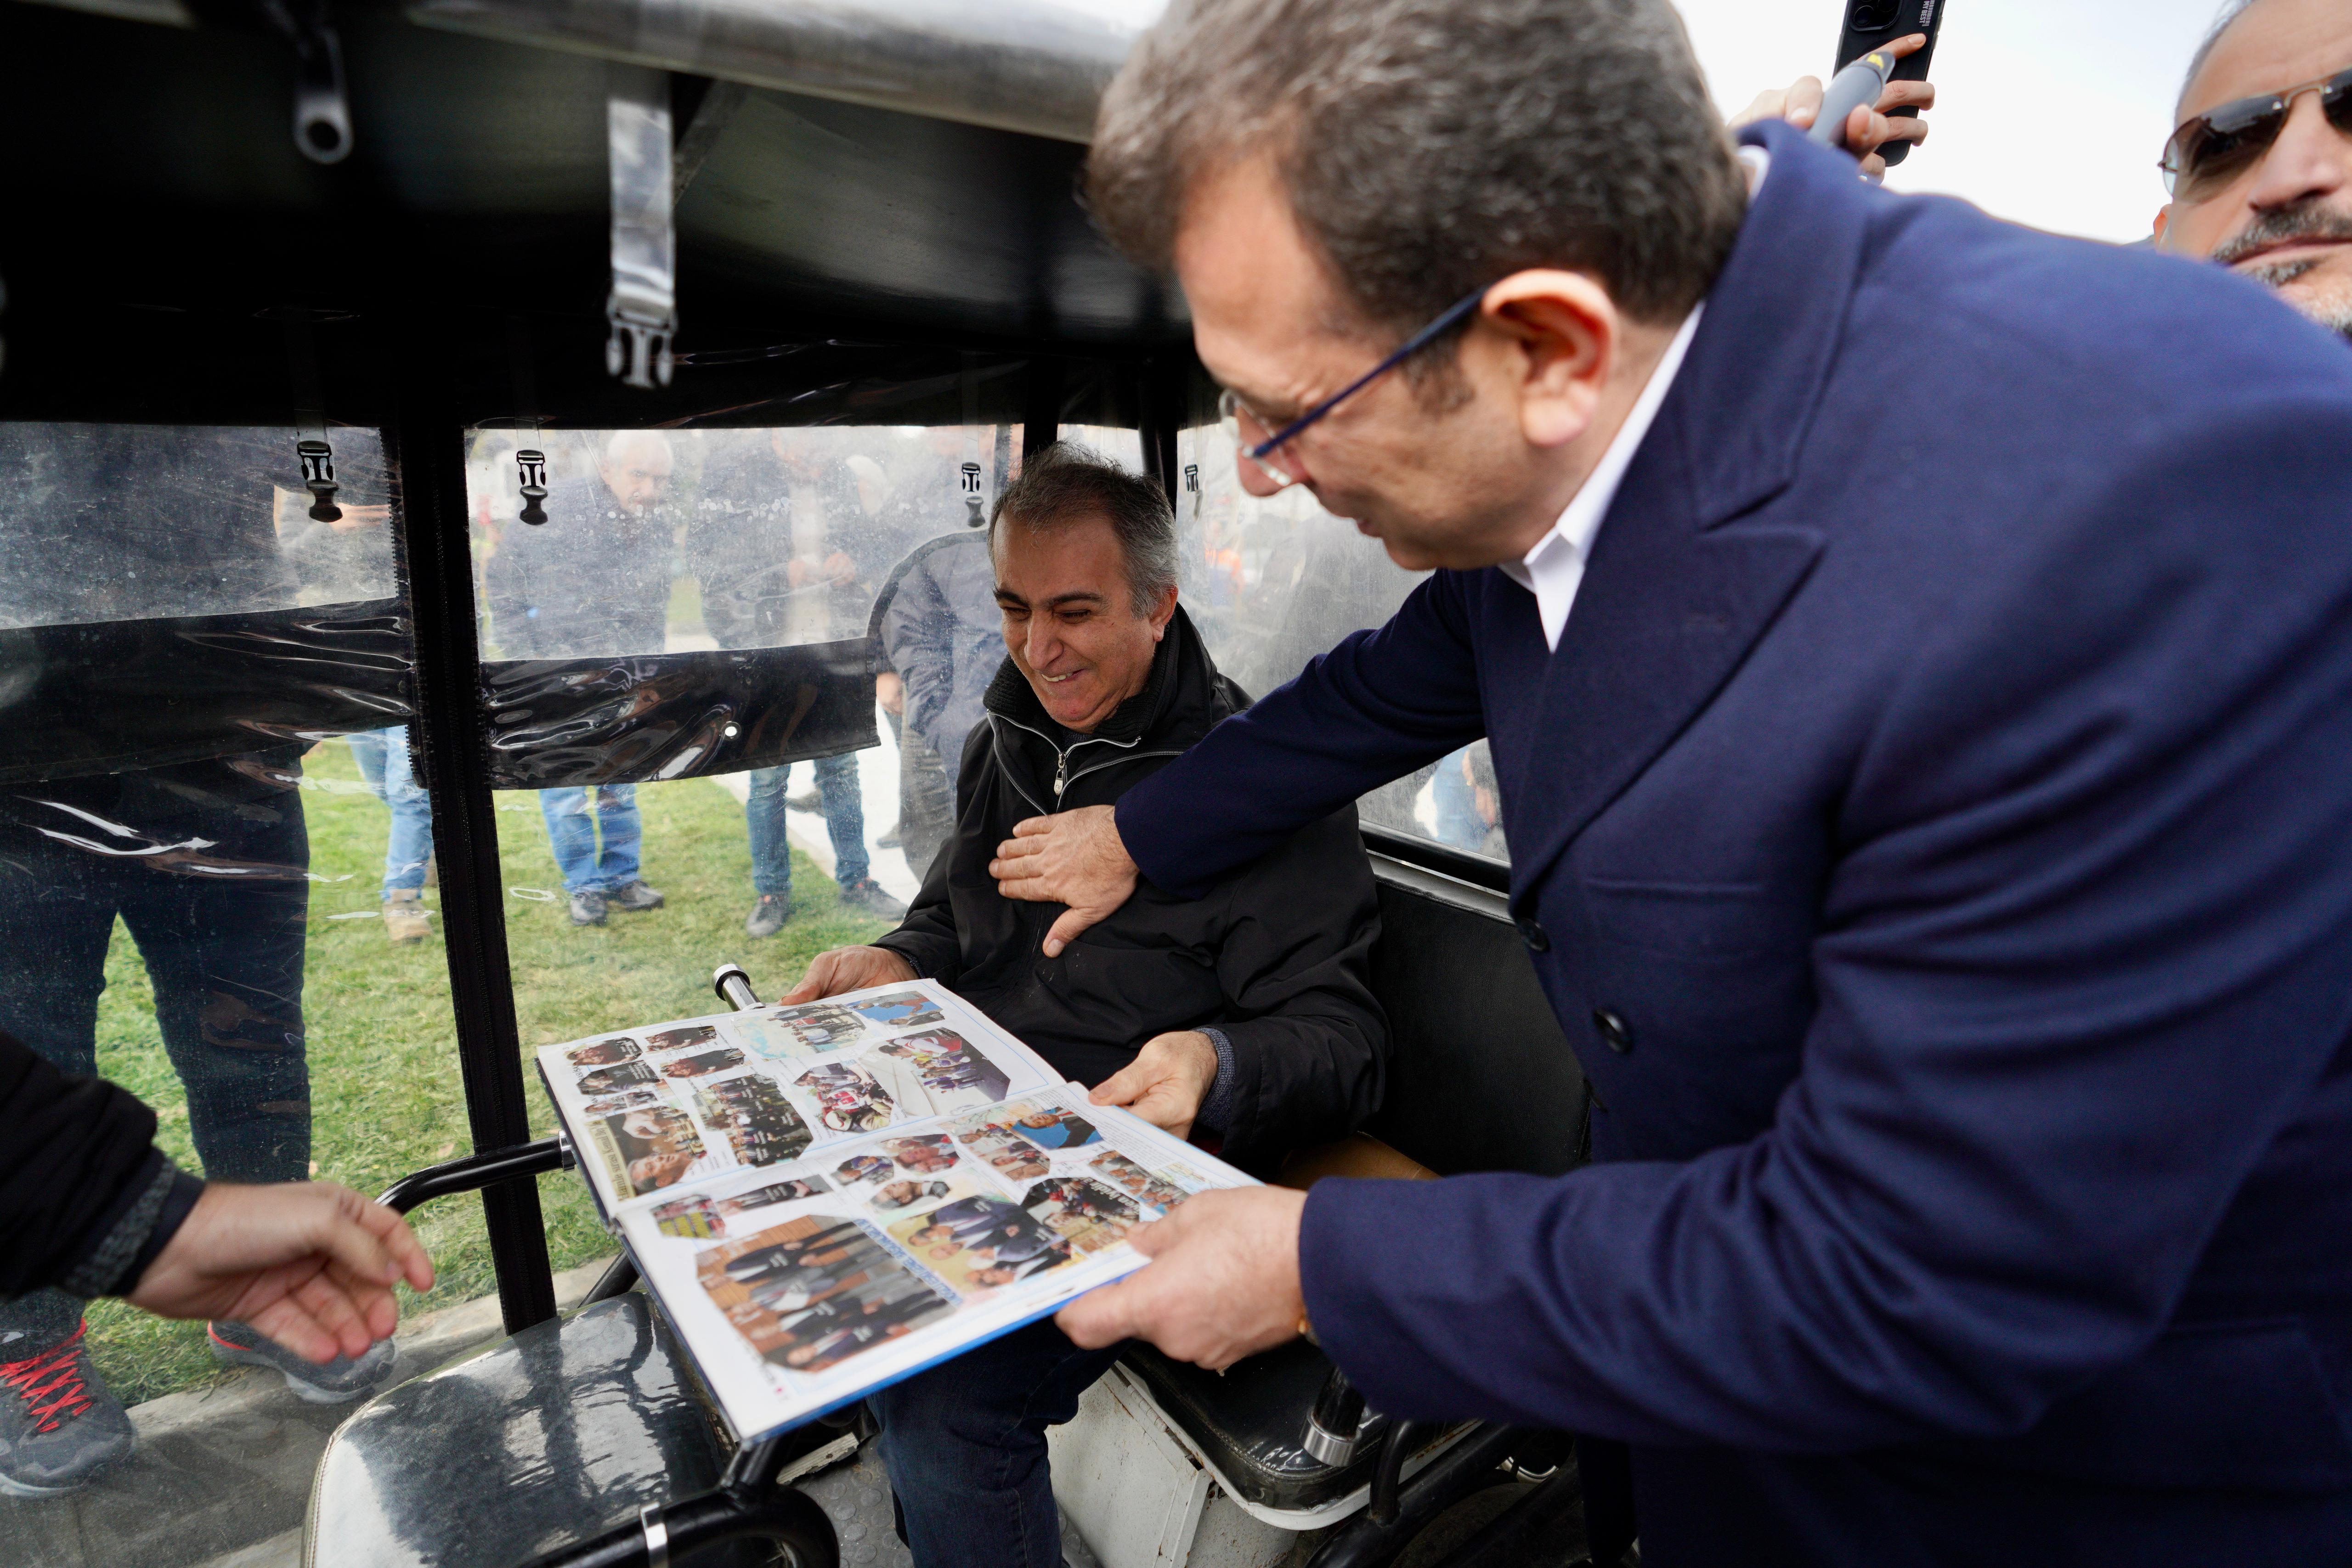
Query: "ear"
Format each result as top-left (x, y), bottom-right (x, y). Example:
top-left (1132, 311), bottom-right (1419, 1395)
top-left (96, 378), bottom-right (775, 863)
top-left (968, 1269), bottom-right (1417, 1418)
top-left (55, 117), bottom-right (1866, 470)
top-left (1146, 582), bottom-right (1179, 639)
top-left (1475, 270), bottom-right (1620, 451)
top-left (2152, 205), bottom-right (2173, 248)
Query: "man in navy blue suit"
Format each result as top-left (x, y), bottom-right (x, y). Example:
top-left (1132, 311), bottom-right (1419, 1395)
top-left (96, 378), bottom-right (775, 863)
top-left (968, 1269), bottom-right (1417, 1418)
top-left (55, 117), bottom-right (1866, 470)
top-left (1001, 1), bottom-right (2352, 1562)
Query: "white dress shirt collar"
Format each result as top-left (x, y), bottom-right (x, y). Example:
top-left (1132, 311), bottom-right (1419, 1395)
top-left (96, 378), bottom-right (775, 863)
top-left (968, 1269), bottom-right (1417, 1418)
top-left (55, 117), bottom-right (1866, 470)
top-left (1495, 144), bottom-right (1763, 652)
top-left (1497, 302), bottom-right (1705, 651)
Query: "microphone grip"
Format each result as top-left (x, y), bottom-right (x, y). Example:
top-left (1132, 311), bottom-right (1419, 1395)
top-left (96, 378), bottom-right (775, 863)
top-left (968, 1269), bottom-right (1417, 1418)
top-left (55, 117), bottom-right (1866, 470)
top-left (1807, 52), bottom-right (1893, 149)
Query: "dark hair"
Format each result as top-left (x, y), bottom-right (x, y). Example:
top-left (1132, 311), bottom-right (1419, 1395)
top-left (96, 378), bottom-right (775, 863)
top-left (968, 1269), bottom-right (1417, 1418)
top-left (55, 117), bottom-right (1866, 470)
top-left (989, 443), bottom-right (1179, 614)
top-left (1086, 0), bottom-right (1747, 344)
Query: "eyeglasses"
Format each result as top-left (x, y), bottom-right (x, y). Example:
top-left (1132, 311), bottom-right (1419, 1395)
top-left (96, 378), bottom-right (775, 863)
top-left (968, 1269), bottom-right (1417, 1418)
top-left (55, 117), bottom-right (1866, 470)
top-left (2161, 64), bottom-right (2352, 197)
top-left (1218, 284), bottom-right (1490, 491)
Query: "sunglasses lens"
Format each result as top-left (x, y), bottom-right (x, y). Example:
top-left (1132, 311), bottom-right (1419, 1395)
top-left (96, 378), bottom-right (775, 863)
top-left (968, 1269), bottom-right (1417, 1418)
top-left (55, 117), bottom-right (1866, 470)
top-left (2176, 110), bottom-right (2281, 195)
top-left (2328, 71), bottom-right (2352, 133)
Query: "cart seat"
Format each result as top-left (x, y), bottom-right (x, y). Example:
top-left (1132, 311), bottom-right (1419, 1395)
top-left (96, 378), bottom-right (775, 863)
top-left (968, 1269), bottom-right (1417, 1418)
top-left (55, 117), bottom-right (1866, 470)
top-left (306, 1294), bottom-right (764, 1568)
top-left (1091, 1131), bottom-right (1443, 1516)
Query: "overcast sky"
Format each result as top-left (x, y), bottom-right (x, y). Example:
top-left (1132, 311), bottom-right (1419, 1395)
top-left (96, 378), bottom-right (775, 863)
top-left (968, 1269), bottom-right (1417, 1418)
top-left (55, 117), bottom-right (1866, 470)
top-left (1673, 0), bottom-right (2231, 243)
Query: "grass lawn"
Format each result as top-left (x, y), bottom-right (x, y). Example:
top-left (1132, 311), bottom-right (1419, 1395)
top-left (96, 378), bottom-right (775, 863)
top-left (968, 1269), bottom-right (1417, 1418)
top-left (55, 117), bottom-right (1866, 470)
top-left (84, 739), bottom-right (893, 1407)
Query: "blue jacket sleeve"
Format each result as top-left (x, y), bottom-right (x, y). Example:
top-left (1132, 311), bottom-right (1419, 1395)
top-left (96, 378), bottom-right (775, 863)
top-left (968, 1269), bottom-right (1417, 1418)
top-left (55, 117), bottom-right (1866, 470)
top-left (1117, 570), bottom-right (1490, 898)
top-left (1300, 401), bottom-right (2352, 1450)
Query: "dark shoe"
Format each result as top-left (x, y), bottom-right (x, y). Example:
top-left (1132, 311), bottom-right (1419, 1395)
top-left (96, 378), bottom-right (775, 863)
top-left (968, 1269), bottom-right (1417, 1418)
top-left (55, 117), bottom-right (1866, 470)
top-left (569, 890), bottom-right (608, 926)
top-left (786, 791), bottom-right (823, 812)
top-left (875, 820), bottom-right (903, 851)
top-left (209, 1321), bottom-right (396, 1405)
top-left (837, 877), bottom-right (907, 921)
top-left (0, 1322), bottom-right (134, 1496)
top-left (745, 894), bottom-right (790, 939)
top-left (607, 879), bottom-right (665, 913)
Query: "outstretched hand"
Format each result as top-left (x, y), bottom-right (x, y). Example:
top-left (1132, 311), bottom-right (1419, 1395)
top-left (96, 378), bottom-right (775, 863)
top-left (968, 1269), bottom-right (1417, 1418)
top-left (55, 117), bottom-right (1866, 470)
top-left (126, 1181), bottom-right (435, 1365)
top-left (1057, 1186), bottom-right (1308, 1371)
top-left (783, 945), bottom-right (917, 1004)
top-left (989, 805), bottom-right (1139, 957)
top-left (1732, 33), bottom-right (1936, 180)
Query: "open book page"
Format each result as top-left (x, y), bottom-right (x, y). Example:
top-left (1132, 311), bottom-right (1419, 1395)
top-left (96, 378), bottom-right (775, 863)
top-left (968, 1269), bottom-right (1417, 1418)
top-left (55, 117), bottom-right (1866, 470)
top-left (533, 980), bottom-right (1066, 1217)
top-left (613, 1085), bottom-right (1252, 1441)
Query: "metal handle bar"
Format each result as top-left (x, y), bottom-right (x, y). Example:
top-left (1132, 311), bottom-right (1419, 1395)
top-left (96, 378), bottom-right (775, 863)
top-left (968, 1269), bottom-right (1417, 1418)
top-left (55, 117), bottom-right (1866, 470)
top-left (515, 1482), bottom-right (838, 1568)
top-left (377, 1137), bottom-right (571, 1213)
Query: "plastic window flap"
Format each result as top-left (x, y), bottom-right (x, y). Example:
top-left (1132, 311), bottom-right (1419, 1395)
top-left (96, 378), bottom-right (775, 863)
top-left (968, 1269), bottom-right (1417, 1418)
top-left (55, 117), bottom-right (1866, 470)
top-left (607, 64), bottom-right (677, 391)
top-left (1169, 418), bottom-right (1507, 866)
top-left (469, 421), bottom-right (1021, 791)
top-left (0, 421), bottom-right (415, 786)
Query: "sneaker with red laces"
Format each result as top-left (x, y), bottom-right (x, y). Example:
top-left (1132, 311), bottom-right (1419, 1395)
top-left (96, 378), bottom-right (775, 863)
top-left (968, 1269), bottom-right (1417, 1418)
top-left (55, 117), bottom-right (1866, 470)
top-left (207, 1320), bottom-right (396, 1404)
top-left (0, 1321), bottom-right (134, 1496)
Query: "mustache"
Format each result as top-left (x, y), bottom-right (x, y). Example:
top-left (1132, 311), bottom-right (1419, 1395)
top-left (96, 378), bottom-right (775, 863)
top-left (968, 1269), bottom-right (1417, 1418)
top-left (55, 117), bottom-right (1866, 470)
top-left (2212, 203), bottom-right (2352, 266)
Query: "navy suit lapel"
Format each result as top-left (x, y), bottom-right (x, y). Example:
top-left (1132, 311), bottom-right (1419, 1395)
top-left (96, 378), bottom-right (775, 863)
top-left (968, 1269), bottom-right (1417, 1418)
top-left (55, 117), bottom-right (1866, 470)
top-left (1497, 124), bottom-right (1871, 908)
top-left (1498, 425), bottom-right (1822, 906)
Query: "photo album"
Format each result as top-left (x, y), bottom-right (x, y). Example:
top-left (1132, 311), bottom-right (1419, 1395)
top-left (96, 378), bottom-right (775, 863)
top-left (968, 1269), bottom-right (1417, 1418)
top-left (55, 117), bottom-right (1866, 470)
top-left (533, 978), bottom-right (1253, 1442)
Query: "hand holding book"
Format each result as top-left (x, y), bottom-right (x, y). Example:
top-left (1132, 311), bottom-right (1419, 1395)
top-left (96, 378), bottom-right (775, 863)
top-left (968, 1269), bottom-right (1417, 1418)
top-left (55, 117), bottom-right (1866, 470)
top-left (531, 978), bottom-right (1259, 1441)
top-left (1087, 1030), bottom-right (1219, 1140)
top-left (781, 945), bottom-right (916, 1005)
top-left (1056, 1186), bottom-right (1310, 1373)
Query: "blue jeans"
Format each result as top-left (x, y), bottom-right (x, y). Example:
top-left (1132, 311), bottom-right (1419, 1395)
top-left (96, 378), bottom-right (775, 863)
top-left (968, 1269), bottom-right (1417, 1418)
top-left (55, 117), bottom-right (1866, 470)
top-left (538, 784), bottom-right (643, 894)
top-left (0, 755), bottom-right (311, 1350)
top-left (346, 727), bottom-right (434, 896)
top-left (1430, 745), bottom-right (1485, 851)
top-left (746, 751), bottom-right (867, 897)
top-left (869, 1319), bottom-right (1128, 1568)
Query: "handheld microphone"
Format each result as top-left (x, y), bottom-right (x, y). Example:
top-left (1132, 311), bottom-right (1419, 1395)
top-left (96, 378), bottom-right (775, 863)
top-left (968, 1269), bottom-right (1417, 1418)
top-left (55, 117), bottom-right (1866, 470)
top-left (1807, 49), bottom-right (1896, 151)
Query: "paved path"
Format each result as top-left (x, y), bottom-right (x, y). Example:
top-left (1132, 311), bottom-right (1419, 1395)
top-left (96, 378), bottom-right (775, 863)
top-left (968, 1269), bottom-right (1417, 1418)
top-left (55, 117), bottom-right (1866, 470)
top-left (0, 1259), bottom-right (613, 1568)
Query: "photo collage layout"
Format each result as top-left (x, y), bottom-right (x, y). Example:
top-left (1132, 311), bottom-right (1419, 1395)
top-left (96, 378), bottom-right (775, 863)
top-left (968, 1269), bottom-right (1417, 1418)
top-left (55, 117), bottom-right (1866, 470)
top-left (547, 980), bottom-right (1258, 1430)
top-left (542, 984), bottom-right (1056, 1207)
top-left (629, 1085), bottom-right (1227, 1395)
top-left (696, 1213), bottom-right (956, 1375)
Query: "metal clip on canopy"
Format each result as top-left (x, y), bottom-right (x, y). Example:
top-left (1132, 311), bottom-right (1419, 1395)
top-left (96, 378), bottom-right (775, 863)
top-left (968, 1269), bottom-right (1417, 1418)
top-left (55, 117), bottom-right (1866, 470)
top-left (606, 64), bottom-right (677, 389)
top-left (515, 449), bottom-right (550, 525)
top-left (296, 439), bottom-right (342, 522)
top-left (279, 309), bottom-right (343, 521)
top-left (960, 461), bottom-right (984, 527)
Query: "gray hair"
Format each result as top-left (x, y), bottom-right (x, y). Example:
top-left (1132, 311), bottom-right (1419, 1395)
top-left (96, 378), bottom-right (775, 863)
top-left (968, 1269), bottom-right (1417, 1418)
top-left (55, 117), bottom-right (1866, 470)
top-left (1086, 0), bottom-right (1748, 349)
top-left (603, 429), bottom-right (674, 466)
top-left (989, 443), bottom-right (1179, 615)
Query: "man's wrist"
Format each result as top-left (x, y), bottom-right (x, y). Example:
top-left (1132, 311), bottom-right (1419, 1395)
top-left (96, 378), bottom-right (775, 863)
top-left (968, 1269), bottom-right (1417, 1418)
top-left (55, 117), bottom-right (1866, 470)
top-left (866, 939), bottom-right (925, 981)
top-left (1194, 1027), bottom-right (1239, 1135)
top-left (68, 1153), bottom-right (206, 1300)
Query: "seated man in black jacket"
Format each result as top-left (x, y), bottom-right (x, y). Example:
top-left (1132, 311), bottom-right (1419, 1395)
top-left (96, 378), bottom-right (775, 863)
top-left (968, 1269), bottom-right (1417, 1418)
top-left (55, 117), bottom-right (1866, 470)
top-left (784, 443), bottom-right (1385, 1568)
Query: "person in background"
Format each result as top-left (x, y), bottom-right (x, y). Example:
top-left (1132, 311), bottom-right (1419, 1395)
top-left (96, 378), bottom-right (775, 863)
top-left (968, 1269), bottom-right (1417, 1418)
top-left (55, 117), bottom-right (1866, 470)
top-left (0, 427), bottom-right (403, 1494)
top-left (485, 430), bottom-right (675, 929)
top-left (2154, 0), bottom-right (2352, 339)
top-left (872, 429), bottom-right (1008, 879)
top-left (342, 727), bottom-right (435, 944)
top-left (1, 1027), bottom-right (433, 1495)
top-left (692, 431), bottom-right (906, 938)
top-left (277, 452), bottom-right (438, 945)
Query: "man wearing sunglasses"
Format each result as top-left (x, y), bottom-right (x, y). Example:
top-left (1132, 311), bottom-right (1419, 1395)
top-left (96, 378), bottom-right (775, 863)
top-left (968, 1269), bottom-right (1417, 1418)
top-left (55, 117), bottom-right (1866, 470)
top-left (989, 1), bottom-right (2352, 1563)
top-left (2154, 0), bottom-right (2352, 338)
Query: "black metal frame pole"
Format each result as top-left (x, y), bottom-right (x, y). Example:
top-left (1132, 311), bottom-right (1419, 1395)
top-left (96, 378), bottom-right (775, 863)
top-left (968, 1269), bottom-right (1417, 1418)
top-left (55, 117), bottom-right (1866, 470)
top-left (1139, 358), bottom-right (1182, 511)
top-left (389, 341), bottom-right (560, 1335)
top-left (1022, 356), bottom-right (1064, 458)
